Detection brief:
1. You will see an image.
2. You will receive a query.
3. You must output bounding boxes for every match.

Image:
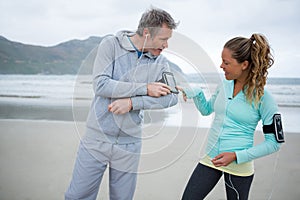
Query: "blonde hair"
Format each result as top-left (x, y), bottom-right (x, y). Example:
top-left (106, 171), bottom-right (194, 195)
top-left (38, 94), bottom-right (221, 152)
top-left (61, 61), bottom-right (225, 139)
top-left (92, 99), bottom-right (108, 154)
top-left (224, 33), bottom-right (274, 106)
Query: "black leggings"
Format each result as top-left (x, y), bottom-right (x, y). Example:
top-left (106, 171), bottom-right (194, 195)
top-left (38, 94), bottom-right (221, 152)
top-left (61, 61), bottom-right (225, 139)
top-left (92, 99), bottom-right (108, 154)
top-left (182, 163), bottom-right (254, 200)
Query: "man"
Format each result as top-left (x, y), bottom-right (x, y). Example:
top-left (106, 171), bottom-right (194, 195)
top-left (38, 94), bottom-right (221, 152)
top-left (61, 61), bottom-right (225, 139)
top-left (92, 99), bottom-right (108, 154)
top-left (65, 8), bottom-right (178, 200)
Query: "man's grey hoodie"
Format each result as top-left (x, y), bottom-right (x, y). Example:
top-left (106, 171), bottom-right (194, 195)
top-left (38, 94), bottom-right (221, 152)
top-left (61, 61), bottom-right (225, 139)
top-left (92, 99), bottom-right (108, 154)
top-left (85, 30), bottom-right (178, 144)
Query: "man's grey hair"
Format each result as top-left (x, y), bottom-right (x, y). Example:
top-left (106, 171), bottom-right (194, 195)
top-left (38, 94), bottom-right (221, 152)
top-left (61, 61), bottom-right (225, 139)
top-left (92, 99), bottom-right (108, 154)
top-left (136, 7), bottom-right (178, 36)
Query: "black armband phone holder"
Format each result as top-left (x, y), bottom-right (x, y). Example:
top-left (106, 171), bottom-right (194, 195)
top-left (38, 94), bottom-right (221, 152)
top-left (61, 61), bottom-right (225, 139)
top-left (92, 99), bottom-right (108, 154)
top-left (161, 72), bottom-right (179, 94)
top-left (263, 114), bottom-right (285, 143)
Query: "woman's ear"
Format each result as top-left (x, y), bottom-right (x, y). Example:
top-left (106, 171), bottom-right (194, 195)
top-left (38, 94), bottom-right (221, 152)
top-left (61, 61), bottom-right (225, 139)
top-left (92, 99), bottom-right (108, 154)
top-left (242, 60), bottom-right (249, 70)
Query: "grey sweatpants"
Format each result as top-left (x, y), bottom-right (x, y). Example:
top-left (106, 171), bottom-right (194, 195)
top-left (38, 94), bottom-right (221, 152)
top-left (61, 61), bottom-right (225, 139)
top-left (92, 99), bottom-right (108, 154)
top-left (65, 137), bottom-right (141, 200)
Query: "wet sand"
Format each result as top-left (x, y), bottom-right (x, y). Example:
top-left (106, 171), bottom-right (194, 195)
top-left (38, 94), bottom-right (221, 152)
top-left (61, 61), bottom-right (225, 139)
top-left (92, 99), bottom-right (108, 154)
top-left (0, 119), bottom-right (299, 200)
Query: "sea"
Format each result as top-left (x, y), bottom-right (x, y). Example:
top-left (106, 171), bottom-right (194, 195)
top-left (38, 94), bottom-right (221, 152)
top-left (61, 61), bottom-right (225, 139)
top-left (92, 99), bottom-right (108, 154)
top-left (0, 74), bottom-right (299, 133)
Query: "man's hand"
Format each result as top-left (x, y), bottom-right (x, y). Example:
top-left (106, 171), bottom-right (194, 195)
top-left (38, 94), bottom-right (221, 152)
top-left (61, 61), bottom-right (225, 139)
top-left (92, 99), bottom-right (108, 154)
top-left (211, 152), bottom-right (237, 167)
top-left (108, 98), bottom-right (132, 115)
top-left (147, 82), bottom-right (171, 97)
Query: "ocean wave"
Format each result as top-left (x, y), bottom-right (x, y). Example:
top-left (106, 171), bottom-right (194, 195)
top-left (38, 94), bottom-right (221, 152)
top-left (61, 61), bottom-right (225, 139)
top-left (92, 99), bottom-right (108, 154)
top-left (1, 75), bottom-right (300, 107)
top-left (0, 94), bottom-right (42, 99)
top-left (278, 103), bottom-right (300, 108)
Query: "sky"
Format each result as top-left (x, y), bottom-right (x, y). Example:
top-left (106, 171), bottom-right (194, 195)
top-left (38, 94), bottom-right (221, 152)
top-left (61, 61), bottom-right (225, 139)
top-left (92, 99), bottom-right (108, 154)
top-left (1, 0), bottom-right (300, 77)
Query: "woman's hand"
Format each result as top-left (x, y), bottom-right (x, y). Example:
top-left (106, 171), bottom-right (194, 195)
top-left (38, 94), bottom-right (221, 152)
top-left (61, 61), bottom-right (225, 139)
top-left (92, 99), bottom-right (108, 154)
top-left (176, 86), bottom-right (187, 102)
top-left (211, 152), bottom-right (237, 167)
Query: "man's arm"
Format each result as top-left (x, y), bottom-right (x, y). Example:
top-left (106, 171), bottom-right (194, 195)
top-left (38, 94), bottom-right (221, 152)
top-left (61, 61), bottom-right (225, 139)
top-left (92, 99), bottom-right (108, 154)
top-left (131, 93), bottom-right (178, 110)
top-left (129, 59), bottom-right (178, 110)
top-left (108, 93), bottom-right (178, 115)
top-left (92, 36), bottom-right (148, 98)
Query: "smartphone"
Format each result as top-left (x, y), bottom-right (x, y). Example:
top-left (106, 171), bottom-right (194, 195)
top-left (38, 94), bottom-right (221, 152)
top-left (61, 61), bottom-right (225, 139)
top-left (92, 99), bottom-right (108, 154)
top-left (274, 114), bottom-right (284, 143)
top-left (162, 72), bottom-right (179, 94)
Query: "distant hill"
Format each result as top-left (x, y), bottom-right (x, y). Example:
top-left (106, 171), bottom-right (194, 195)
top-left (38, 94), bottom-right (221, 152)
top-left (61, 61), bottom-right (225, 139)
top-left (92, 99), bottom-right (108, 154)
top-left (0, 36), bottom-right (103, 74)
top-left (0, 36), bottom-right (185, 76)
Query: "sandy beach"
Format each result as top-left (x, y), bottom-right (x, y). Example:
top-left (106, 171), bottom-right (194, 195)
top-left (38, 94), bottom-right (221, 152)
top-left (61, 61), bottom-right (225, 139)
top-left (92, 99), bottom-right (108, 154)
top-left (0, 118), bottom-right (299, 200)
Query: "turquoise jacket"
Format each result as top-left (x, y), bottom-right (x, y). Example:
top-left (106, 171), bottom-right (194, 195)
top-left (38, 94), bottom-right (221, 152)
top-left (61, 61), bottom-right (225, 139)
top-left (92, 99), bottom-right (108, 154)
top-left (185, 79), bottom-right (281, 164)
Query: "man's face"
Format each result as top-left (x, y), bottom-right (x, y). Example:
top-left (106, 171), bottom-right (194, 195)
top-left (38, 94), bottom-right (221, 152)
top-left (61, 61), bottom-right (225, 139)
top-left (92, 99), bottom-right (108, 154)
top-left (145, 24), bottom-right (173, 56)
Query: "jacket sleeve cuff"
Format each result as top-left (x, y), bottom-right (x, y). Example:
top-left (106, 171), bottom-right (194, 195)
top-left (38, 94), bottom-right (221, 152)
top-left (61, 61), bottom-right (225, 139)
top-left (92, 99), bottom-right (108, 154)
top-left (131, 96), bottom-right (144, 110)
top-left (235, 150), bottom-right (249, 164)
top-left (133, 84), bottom-right (147, 96)
top-left (183, 87), bottom-right (203, 99)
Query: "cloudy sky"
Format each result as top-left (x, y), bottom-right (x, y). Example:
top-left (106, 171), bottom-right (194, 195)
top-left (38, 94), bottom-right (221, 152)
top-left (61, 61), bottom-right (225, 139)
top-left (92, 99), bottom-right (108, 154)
top-left (1, 0), bottom-right (299, 77)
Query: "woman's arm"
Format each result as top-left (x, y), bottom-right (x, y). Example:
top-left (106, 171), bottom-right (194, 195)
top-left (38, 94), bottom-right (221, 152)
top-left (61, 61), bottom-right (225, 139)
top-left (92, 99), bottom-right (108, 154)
top-left (235, 90), bottom-right (282, 164)
top-left (179, 85), bottom-right (220, 116)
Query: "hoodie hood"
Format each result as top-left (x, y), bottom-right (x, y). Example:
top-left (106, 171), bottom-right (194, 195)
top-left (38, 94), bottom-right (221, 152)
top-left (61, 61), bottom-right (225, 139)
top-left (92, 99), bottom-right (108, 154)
top-left (115, 30), bottom-right (158, 59)
top-left (116, 30), bottom-right (136, 51)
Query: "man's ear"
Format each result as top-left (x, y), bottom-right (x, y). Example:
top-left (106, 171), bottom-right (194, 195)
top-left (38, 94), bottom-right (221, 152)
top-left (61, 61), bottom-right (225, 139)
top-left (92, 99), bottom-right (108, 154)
top-left (143, 28), bottom-right (150, 37)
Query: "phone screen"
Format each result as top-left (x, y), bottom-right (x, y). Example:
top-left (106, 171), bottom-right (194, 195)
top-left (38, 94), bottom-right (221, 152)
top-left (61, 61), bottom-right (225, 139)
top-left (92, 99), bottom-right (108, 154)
top-left (274, 115), bottom-right (284, 142)
top-left (166, 74), bottom-right (176, 88)
top-left (163, 72), bottom-right (179, 94)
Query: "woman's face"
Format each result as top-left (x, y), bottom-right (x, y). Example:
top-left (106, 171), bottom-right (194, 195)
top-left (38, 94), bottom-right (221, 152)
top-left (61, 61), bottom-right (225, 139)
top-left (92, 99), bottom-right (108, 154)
top-left (220, 48), bottom-right (249, 81)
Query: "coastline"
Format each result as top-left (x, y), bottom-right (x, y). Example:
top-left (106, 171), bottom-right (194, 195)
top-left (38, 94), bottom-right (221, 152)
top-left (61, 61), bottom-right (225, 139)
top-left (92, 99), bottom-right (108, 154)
top-left (0, 98), bottom-right (299, 133)
top-left (0, 119), bottom-right (299, 200)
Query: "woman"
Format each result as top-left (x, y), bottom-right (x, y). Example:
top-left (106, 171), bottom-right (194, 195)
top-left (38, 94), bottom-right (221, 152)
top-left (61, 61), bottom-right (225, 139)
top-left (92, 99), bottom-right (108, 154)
top-left (179, 33), bottom-right (284, 200)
